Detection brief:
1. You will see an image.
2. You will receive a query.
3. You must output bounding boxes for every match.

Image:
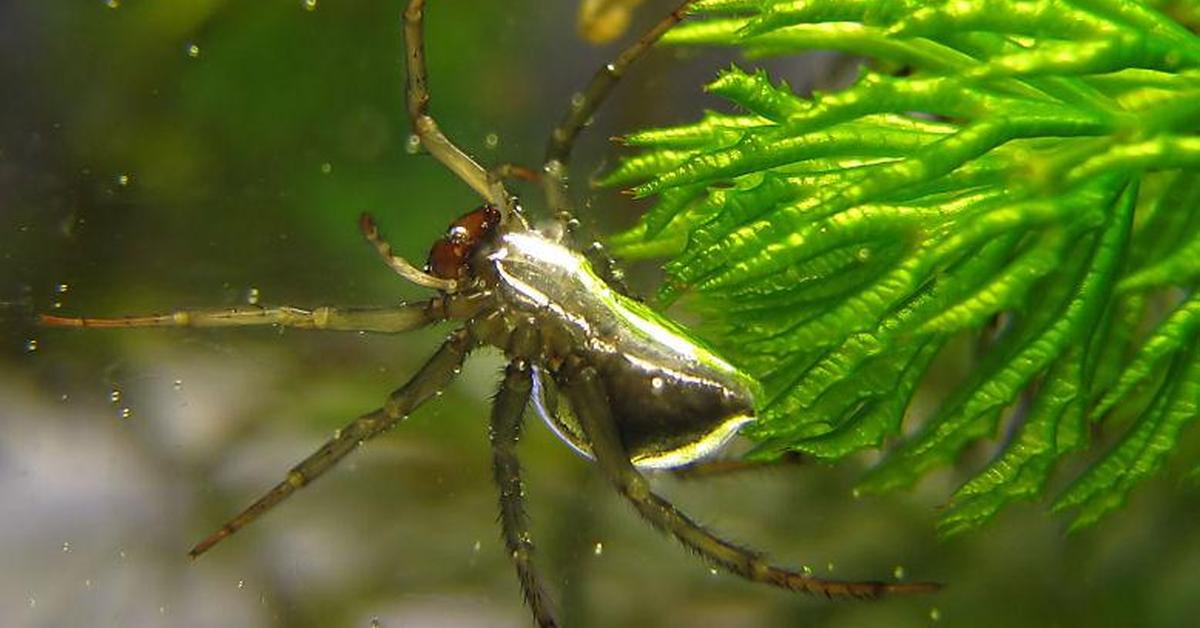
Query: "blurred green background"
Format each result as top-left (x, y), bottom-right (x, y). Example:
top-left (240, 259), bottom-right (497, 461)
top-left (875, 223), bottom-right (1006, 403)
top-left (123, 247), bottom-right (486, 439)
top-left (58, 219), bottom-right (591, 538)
top-left (2, 2), bottom-right (1198, 627)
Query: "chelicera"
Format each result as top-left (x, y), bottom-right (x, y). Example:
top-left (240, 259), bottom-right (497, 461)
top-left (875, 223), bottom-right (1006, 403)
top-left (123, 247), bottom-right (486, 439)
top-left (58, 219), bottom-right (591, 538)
top-left (40, 1), bottom-right (939, 625)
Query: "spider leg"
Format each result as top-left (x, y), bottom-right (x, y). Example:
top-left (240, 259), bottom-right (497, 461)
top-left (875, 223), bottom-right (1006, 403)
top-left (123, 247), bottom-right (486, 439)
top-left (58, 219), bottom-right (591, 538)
top-left (544, 0), bottom-right (697, 168)
top-left (490, 329), bottom-right (559, 627)
top-left (403, 0), bottom-right (510, 211)
top-left (360, 212), bottom-right (461, 292)
top-left (542, 0), bottom-right (697, 294)
top-left (38, 296), bottom-right (479, 333)
top-left (189, 325), bottom-right (476, 558)
top-left (561, 357), bottom-right (942, 599)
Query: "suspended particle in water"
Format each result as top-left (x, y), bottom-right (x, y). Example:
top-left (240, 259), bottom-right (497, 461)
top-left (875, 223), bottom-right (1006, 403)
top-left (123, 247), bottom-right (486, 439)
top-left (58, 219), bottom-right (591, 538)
top-left (484, 132), bottom-right (499, 149)
top-left (105, 0), bottom-right (119, 9)
top-left (405, 134), bottom-right (422, 154)
top-left (303, 0), bottom-right (318, 11)
top-left (186, 43), bottom-right (200, 58)
top-left (894, 565), bottom-right (906, 580)
top-left (930, 607), bottom-right (941, 622)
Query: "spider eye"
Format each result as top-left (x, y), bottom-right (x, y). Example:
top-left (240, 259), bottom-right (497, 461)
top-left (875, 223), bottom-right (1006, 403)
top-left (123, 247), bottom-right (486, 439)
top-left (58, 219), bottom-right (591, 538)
top-left (426, 204), bottom-right (502, 280)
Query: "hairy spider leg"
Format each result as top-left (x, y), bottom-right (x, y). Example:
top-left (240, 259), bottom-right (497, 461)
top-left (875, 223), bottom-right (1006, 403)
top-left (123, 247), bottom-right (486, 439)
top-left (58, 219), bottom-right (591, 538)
top-left (403, 0), bottom-right (512, 215)
top-left (541, 0), bottom-right (698, 294)
top-left (561, 357), bottom-right (943, 599)
top-left (491, 324), bottom-right (558, 628)
top-left (360, 212), bottom-right (462, 292)
top-left (38, 299), bottom-right (467, 334)
top-left (189, 325), bottom-right (478, 558)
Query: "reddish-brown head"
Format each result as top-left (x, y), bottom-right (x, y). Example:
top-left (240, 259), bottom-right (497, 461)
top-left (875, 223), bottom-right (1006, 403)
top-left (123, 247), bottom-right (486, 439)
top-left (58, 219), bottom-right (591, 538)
top-left (426, 205), bottom-right (502, 280)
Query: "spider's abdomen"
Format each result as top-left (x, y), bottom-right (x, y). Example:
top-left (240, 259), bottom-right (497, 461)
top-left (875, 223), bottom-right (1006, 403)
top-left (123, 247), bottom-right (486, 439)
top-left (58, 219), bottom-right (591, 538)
top-left (486, 231), bottom-right (760, 468)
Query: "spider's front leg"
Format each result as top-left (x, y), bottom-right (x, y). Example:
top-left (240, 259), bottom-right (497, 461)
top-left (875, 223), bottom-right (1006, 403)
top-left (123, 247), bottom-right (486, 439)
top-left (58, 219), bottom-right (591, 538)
top-left (403, 0), bottom-right (509, 210)
top-left (561, 356), bottom-right (942, 599)
top-left (541, 0), bottom-right (699, 297)
top-left (490, 322), bottom-right (559, 628)
top-left (39, 296), bottom-right (480, 334)
top-left (189, 324), bottom-right (478, 557)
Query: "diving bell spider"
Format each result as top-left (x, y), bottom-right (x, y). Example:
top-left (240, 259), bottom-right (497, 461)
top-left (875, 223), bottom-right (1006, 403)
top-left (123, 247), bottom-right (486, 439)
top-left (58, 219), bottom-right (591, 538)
top-left (40, 1), bottom-right (940, 625)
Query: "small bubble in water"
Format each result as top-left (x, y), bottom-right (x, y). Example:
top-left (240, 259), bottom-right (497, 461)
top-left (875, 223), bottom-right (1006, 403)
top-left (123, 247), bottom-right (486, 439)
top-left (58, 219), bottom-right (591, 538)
top-left (708, 567), bottom-right (719, 576)
top-left (25, 339), bottom-right (38, 352)
top-left (320, 162), bottom-right (332, 174)
top-left (109, 389), bottom-right (121, 403)
top-left (84, 579), bottom-right (93, 588)
top-left (593, 542), bottom-right (603, 556)
top-left (105, 0), bottom-right (119, 8)
top-left (246, 287), bottom-right (260, 305)
top-left (893, 565), bottom-right (906, 580)
top-left (237, 579), bottom-right (245, 589)
top-left (119, 407), bottom-right (132, 420)
top-left (827, 561), bottom-right (835, 573)
top-left (801, 565), bottom-right (813, 576)
top-left (28, 597), bottom-right (35, 608)
top-left (405, 134), bottom-right (422, 154)
top-left (303, 0), bottom-right (318, 11)
top-left (62, 541), bottom-right (71, 553)
top-left (484, 132), bottom-right (499, 149)
top-left (186, 43), bottom-right (200, 58)
top-left (56, 283), bottom-right (70, 293)
top-left (116, 173), bottom-right (130, 186)
top-left (570, 92), bottom-right (586, 110)
top-left (370, 618), bottom-right (381, 628)
top-left (173, 379), bottom-right (183, 391)
top-left (930, 607), bottom-right (941, 622)
top-left (472, 539), bottom-right (481, 553)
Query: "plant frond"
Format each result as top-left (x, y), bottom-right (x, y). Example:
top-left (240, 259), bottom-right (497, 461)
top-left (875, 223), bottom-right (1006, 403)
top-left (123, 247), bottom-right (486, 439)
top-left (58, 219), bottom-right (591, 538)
top-left (605, 0), bottom-right (1200, 533)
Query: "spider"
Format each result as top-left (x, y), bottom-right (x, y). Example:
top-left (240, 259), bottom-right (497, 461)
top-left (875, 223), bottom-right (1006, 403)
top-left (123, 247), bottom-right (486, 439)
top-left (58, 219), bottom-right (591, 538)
top-left (40, 1), bottom-right (940, 625)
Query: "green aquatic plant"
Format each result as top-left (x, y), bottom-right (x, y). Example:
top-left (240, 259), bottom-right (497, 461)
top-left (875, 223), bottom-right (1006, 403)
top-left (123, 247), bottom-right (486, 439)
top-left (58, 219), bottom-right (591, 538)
top-left (604, 0), bottom-right (1200, 535)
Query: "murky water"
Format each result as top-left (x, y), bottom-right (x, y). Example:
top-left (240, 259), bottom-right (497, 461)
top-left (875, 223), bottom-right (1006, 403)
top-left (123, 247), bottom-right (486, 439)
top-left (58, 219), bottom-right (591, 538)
top-left (2, 2), bottom-right (1198, 627)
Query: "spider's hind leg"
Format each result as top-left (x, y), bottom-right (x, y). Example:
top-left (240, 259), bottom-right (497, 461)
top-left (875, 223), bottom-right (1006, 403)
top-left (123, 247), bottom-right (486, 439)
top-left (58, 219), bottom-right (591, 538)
top-left (490, 322), bottom-right (559, 627)
top-left (561, 357), bottom-right (942, 599)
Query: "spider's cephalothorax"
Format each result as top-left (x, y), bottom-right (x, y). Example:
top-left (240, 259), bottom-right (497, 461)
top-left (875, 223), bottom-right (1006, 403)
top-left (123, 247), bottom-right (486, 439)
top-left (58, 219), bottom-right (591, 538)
top-left (427, 204), bottom-right (502, 281)
top-left (40, 1), bottom-right (940, 626)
